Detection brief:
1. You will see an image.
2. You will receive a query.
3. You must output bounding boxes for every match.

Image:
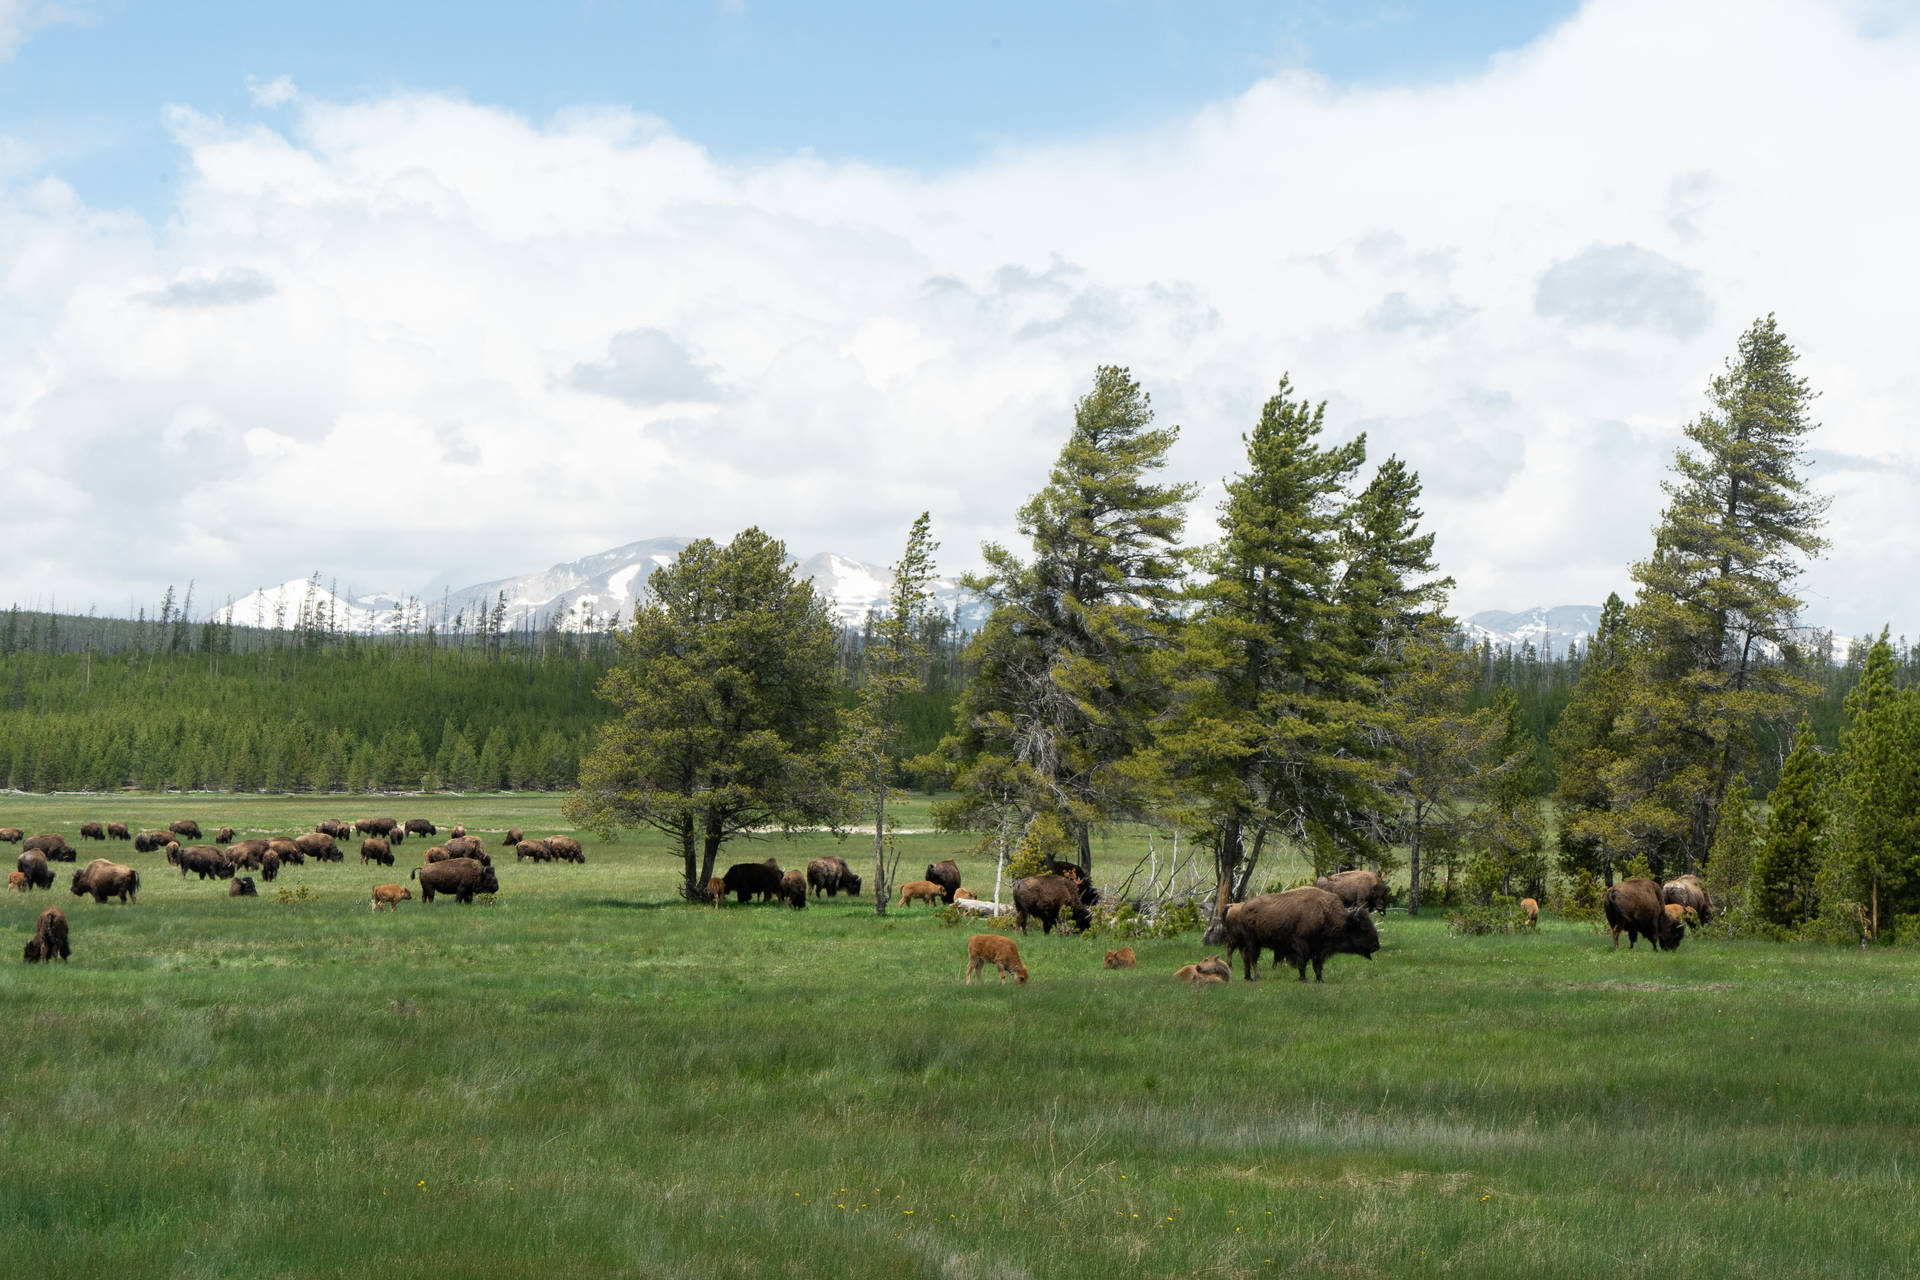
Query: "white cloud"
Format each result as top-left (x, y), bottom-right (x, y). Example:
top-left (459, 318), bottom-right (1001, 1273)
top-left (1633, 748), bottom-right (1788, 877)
top-left (0, 0), bottom-right (81, 61)
top-left (1, 0), bottom-right (1918, 638)
top-left (248, 75), bottom-right (300, 108)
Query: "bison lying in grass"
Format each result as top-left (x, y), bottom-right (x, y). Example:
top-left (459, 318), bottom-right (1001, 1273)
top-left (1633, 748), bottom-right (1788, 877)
top-left (23, 906), bottom-right (69, 963)
top-left (1103, 946), bottom-right (1136, 969)
top-left (228, 876), bottom-right (257, 897)
top-left (1224, 887), bottom-right (1379, 982)
top-left (1174, 956), bottom-right (1231, 985)
top-left (964, 934), bottom-right (1027, 985)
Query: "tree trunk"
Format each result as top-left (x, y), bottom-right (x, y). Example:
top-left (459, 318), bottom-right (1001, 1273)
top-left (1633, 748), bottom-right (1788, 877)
top-left (679, 814), bottom-right (699, 900)
top-left (1076, 820), bottom-right (1092, 875)
top-left (699, 816), bottom-right (723, 892)
top-left (872, 778), bottom-right (888, 917)
top-left (1232, 826), bottom-right (1268, 899)
top-left (1203, 816), bottom-right (1243, 945)
top-left (1407, 801), bottom-right (1423, 917)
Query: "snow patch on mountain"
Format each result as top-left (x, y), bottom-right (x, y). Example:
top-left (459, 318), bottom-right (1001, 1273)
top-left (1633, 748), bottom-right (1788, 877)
top-left (1459, 605), bottom-right (1603, 657)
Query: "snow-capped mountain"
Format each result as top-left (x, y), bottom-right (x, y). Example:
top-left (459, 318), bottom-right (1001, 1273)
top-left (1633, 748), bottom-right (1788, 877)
top-left (1459, 605), bottom-right (1603, 658)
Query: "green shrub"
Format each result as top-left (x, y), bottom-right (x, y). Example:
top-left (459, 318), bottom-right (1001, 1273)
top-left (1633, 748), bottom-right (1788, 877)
top-left (1445, 903), bottom-right (1530, 937)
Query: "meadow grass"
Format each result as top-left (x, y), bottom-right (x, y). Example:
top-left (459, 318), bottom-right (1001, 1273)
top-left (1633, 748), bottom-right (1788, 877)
top-left (3, 792), bottom-right (1918, 1277)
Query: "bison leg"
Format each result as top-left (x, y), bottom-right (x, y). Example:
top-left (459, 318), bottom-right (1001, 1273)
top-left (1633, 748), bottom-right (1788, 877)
top-left (964, 958), bottom-right (979, 985)
top-left (1310, 956), bottom-right (1326, 982)
top-left (997, 962), bottom-right (1010, 985)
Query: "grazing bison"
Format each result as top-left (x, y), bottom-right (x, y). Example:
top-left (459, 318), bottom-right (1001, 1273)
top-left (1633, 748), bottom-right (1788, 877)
top-left (442, 836), bottom-right (486, 861)
top-left (16, 851), bottom-right (54, 891)
top-left (806, 856), bottom-right (861, 899)
top-left (214, 826), bottom-right (236, 844)
top-left (294, 833), bottom-right (343, 863)
top-left (964, 934), bottom-right (1028, 985)
top-left (227, 839), bottom-right (269, 869)
top-left (1662, 874), bottom-right (1715, 924)
top-left (386, 827), bottom-right (405, 847)
top-left (1603, 878), bottom-right (1684, 952)
top-left (228, 876), bottom-right (257, 897)
top-left (1224, 887), bottom-right (1380, 982)
top-left (545, 836), bottom-right (584, 864)
top-left (898, 879), bottom-right (942, 907)
top-left (1104, 946), bottom-right (1136, 969)
top-left (1012, 874), bottom-right (1094, 936)
top-left (316, 819), bottom-right (352, 839)
top-left (133, 830), bottom-right (173, 854)
top-left (79, 822), bottom-right (106, 841)
top-left (925, 858), bottom-right (962, 904)
top-left (70, 859), bottom-right (140, 904)
top-left (168, 819), bottom-right (202, 840)
top-left (7, 871), bottom-right (25, 892)
top-left (267, 837), bottom-right (303, 866)
top-left (177, 845), bottom-right (232, 880)
top-left (24, 834), bottom-right (76, 862)
top-left (355, 817), bottom-right (398, 838)
top-left (515, 840), bottom-right (552, 863)
top-left (1314, 869), bottom-right (1390, 914)
top-left (1520, 897), bottom-right (1540, 928)
top-left (0, 828), bottom-right (21, 844)
top-left (703, 876), bottom-right (727, 906)
top-left (106, 822), bottom-right (130, 840)
top-left (779, 869), bottom-right (809, 909)
top-left (1174, 956), bottom-right (1232, 986)
top-left (422, 845), bottom-right (453, 864)
top-left (23, 906), bottom-right (69, 963)
top-left (370, 884), bottom-right (412, 911)
top-left (722, 860), bottom-right (784, 904)
top-left (404, 818), bottom-right (437, 837)
top-left (360, 838), bottom-right (394, 867)
top-left (261, 851), bottom-right (281, 882)
top-left (500, 827), bottom-right (524, 847)
top-left (410, 857), bottom-right (498, 904)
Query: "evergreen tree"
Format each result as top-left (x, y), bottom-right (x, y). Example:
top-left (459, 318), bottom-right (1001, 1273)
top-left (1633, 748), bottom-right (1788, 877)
top-left (1751, 719), bottom-right (1827, 928)
top-left (565, 529), bottom-right (846, 899)
top-left (1829, 631), bottom-right (1920, 933)
top-left (1702, 775), bottom-right (1759, 932)
top-left (1474, 686), bottom-right (1548, 897)
top-left (1552, 593), bottom-right (1635, 883)
top-left (477, 728), bottom-right (511, 791)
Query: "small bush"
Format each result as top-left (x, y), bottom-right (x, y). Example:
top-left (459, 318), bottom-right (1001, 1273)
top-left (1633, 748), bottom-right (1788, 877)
top-left (1446, 904), bottom-right (1531, 937)
top-left (274, 884), bottom-right (314, 904)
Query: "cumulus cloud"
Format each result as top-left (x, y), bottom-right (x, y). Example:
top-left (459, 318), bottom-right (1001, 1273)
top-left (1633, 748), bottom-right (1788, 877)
top-left (1535, 243), bottom-right (1712, 338)
top-left (1, 0), bottom-right (1917, 637)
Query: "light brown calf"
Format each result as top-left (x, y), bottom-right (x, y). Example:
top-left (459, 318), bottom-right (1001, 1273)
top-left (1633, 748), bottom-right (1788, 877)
top-left (1103, 946), bottom-right (1136, 969)
top-left (1520, 897), bottom-right (1539, 928)
top-left (899, 879), bottom-right (941, 907)
top-left (369, 884), bottom-right (413, 911)
top-left (964, 934), bottom-right (1028, 985)
top-left (954, 888), bottom-right (978, 901)
top-left (1174, 956), bottom-right (1231, 986)
top-left (706, 876), bottom-right (727, 907)
top-left (6, 871), bottom-right (26, 892)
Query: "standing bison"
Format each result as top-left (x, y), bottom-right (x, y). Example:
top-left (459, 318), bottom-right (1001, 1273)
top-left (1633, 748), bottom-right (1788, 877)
top-left (1313, 869), bottom-right (1390, 914)
top-left (515, 839), bottom-right (553, 862)
top-left (70, 859), bottom-right (140, 904)
top-left (779, 869), bottom-right (809, 909)
top-left (214, 827), bottom-right (237, 844)
top-left (807, 856), bottom-right (862, 899)
top-left (360, 838), bottom-right (394, 867)
top-left (133, 830), bottom-right (173, 854)
top-left (1224, 887), bottom-right (1380, 982)
top-left (23, 834), bottom-right (75, 862)
top-left (176, 845), bottom-right (233, 880)
top-left (23, 906), bottom-right (69, 963)
top-left (106, 822), bottom-right (131, 840)
top-left (722, 859), bottom-right (784, 904)
top-left (1661, 874), bottom-right (1715, 924)
top-left (294, 833), bottom-right (343, 863)
top-left (227, 840), bottom-right (269, 870)
top-left (410, 857), bottom-right (499, 904)
top-left (356, 817), bottom-right (398, 838)
top-left (1604, 879), bottom-right (1684, 952)
top-left (545, 836), bottom-right (584, 863)
top-left (500, 827), bottom-right (524, 847)
top-left (0, 828), bottom-right (21, 844)
top-left (924, 858), bottom-right (962, 904)
top-left (79, 822), bottom-right (107, 841)
top-left (15, 850), bottom-right (54, 891)
top-left (168, 819), bottom-right (202, 840)
top-left (404, 818), bottom-right (437, 837)
top-left (261, 850), bottom-right (281, 882)
top-left (317, 819), bottom-right (353, 840)
top-left (1012, 874), bottom-right (1093, 935)
top-left (441, 836), bottom-right (487, 861)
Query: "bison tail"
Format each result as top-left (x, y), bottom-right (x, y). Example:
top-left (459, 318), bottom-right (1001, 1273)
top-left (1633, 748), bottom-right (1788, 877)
top-left (410, 867), bottom-right (418, 880)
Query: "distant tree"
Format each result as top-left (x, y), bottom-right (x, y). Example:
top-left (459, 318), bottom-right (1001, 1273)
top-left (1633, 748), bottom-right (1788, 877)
top-left (1472, 686), bottom-right (1548, 897)
top-left (1827, 631), bottom-right (1920, 934)
top-left (1552, 593), bottom-right (1635, 884)
top-left (1702, 775), bottom-right (1759, 933)
top-left (1750, 719), bottom-right (1828, 929)
top-left (565, 530), bottom-right (845, 899)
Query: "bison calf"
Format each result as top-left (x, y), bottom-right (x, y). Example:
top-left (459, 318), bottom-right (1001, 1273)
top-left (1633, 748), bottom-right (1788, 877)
top-left (1520, 897), bottom-right (1540, 928)
top-left (1174, 955), bottom-right (1231, 986)
top-left (898, 880), bottom-right (942, 907)
top-left (7, 871), bottom-right (26, 892)
top-left (964, 934), bottom-right (1027, 985)
top-left (370, 884), bottom-right (413, 911)
top-left (1103, 946), bottom-right (1136, 969)
top-left (704, 876), bottom-right (727, 907)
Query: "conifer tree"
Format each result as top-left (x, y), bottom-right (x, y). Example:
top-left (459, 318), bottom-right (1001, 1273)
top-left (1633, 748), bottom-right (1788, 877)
top-left (1474, 686), bottom-right (1548, 896)
top-left (1829, 631), bottom-right (1920, 933)
top-left (1751, 718), bottom-right (1827, 928)
top-left (1552, 593), bottom-right (1635, 883)
top-left (1702, 775), bottom-right (1759, 932)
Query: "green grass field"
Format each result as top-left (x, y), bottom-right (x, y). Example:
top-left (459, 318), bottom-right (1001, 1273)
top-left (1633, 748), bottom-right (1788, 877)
top-left (4, 792), bottom-right (1918, 1277)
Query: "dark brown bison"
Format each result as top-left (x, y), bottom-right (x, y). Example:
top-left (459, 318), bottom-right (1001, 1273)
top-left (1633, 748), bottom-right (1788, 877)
top-left (404, 818), bottom-right (437, 837)
top-left (500, 827), bottom-right (524, 847)
top-left (0, 828), bottom-right (21, 844)
top-left (23, 834), bottom-right (75, 862)
top-left (807, 856), bottom-right (862, 898)
top-left (1314, 869), bottom-right (1390, 914)
top-left (449, 825), bottom-right (466, 840)
top-left (442, 836), bottom-right (486, 860)
top-left (177, 845), bottom-right (233, 880)
top-left (722, 859), bottom-right (784, 904)
top-left (355, 817), bottom-right (398, 838)
top-left (1662, 874), bottom-right (1715, 924)
top-left (79, 822), bottom-right (106, 841)
top-left (360, 838), bottom-right (394, 866)
top-left (779, 869), bottom-right (809, 909)
top-left (70, 859), bottom-right (140, 904)
top-left (16, 850), bottom-right (54, 890)
top-left (1224, 887), bottom-right (1380, 982)
top-left (545, 836), bottom-right (584, 863)
top-left (168, 819), bottom-right (202, 840)
top-left (133, 830), bottom-right (173, 854)
top-left (925, 858), bottom-right (962, 904)
top-left (515, 840), bottom-right (552, 862)
top-left (1012, 874), bottom-right (1093, 935)
top-left (23, 906), bottom-right (69, 963)
top-left (106, 822), bottom-right (130, 840)
top-left (386, 826), bottom-right (405, 847)
top-left (261, 851), bottom-right (281, 882)
top-left (266, 837), bottom-right (303, 866)
top-left (1605, 878), bottom-right (1684, 952)
top-left (214, 826), bottom-right (236, 844)
top-left (317, 819), bottom-right (352, 839)
top-left (410, 857), bottom-right (499, 904)
top-left (228, 876), bottom-right (257, 897)
top-left (227, 839), bottom-right (269, 870)
top-left (294, 833), bottom-right (343, 863)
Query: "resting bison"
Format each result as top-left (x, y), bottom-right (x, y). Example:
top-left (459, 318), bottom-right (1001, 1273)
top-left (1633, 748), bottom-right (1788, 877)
top-left (1520, 897), bottom-right (1540, 928)
top-left (955, 888), bottom-right (977, 901)
top-left (925, 858), bottom-right (962, 904)
top-left (16, 851), bottom-right (54, 891)
top-left (1662, 874), bottom-right (1715, 924)
top-left (168, 819), bottom-right (202, 840)
top-left (228, 876), bottom-right (257, 897)
top-left (6, 871), bottom-right (25, 892)
top-left (779, 869), bottom-right (809, 909)
top-left (1175, 956), bottom-right (1231, 985)
top-left (133, 830), bottom-right (173, 854)
top-left (1104, 946), bottom-right (1136, 969)
top-left (370, 884), bottom-right (412, 911)
top-left (545, 836), bottom-right (584, 864)
top-left (515, 839), bottom-right (552, 862)
top-left (79, 822), bottom-right (106, 841)
top-left (106, 822), bottom-right (130, 840)
top-left (898, 879), bottom-right (941, 907)
top-left (360, 838), bottom-right (394, 867)
top-left (964, 934), bottom-right (1027, 985)
top-left (214, 826), bottom-right (236, 844)
top-left (24, 834), bottom-right (75, 862)
top-left (1314, 869), bottom-right (1390, 913)
top-left (410, 857), bottom-right (498, 904)
top-left (500, 827), bottom-right (524, 847)
top-left (1224, 887), bottom-right (1380, 982)
top-left (316, 819), bottom-right (352, 839)
top-left (807, 856), bottom-right (861, 899)
top-left (294, 833), bottom-right (343, 863)
top-left (404, 818), bottom-right (437, 837)
top-left (261, 851), bottom-right (281, 882)
top-left (442, 836), bottom-right (487, 861)
top-left (70, 859), bottom-right (140, 904)
top-left (23, 906), bottom-right (69, 963)
top-left (176, 845), bottom-right (232, 881)
top-left (0, 828), bottom-right (21, 844)
top-left (1604, 878), bottom-right (1684, 952)
top-left (722, 859), bottom-right (784, 904)
top-left (1012, 874), bottom-right (1093, 935)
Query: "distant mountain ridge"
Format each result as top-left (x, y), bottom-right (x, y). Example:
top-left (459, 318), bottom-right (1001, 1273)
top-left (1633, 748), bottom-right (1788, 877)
top-left (1458, 604), bottom-right (1603, 657)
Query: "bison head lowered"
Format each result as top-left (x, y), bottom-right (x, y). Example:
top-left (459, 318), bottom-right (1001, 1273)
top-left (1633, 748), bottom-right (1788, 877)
top-left (1340, 906), bottom-right (1381, 960)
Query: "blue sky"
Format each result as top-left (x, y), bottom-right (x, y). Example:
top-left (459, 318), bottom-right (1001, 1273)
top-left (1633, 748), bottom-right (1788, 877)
top-left (4, 1), bottom-right (1579, 216)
